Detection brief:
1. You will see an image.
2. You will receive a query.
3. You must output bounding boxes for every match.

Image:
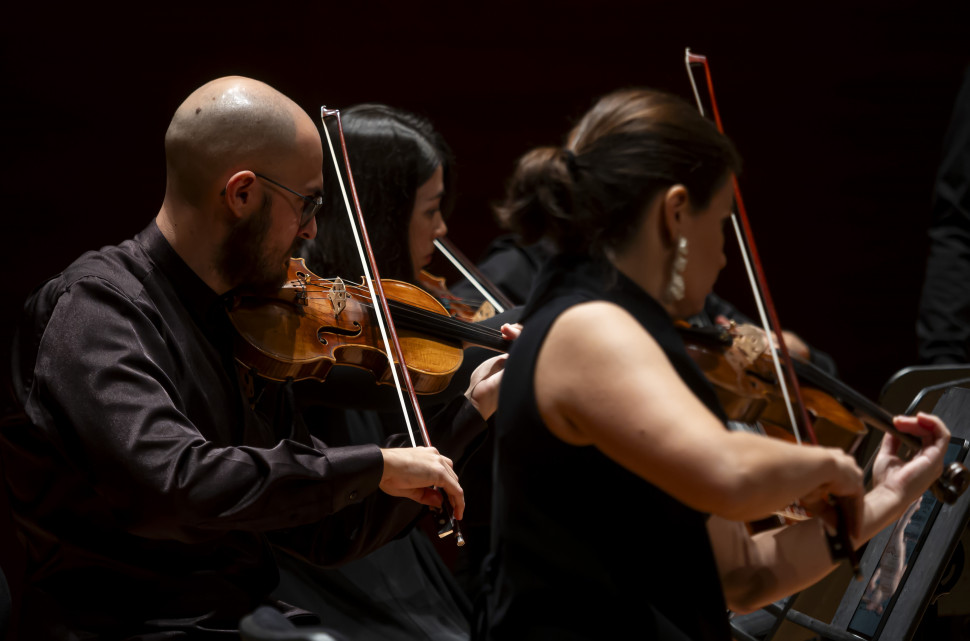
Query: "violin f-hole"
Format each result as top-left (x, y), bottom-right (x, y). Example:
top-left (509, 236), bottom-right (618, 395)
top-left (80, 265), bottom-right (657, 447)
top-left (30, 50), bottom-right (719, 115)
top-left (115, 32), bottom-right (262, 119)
top-left (317, 322), bottom-right (362, 345)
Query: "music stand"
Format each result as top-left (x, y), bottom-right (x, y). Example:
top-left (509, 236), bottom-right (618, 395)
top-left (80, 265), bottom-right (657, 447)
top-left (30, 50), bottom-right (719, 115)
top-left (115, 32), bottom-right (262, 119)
top-left (879, 365), bottom-right (970, 415)
top-left (731, 386), bottom-right (970, 641)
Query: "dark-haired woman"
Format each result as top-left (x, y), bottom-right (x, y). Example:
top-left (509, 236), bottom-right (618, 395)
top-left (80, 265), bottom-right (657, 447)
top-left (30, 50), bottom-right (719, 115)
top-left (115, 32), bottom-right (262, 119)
top-left (305, 103), bottom-right (453, 285)
top-left (298, 103), bottom-right (522, 594)
top-left (302, 103), bottom-right (486, 318)
top-left (479, 88), bottom-right (949, 640)
top-left (267, 105), bottom-right (516, 641)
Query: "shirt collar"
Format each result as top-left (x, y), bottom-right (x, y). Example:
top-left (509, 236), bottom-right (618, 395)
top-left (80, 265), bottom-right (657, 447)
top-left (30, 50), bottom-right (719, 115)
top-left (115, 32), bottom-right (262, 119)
top-left (135, 220), bottom-right (227, 327)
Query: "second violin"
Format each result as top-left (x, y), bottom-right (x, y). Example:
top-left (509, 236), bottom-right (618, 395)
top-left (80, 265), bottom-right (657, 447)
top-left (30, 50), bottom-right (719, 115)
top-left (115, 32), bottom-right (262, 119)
top-left (679, 322), bottom-right (969, 505)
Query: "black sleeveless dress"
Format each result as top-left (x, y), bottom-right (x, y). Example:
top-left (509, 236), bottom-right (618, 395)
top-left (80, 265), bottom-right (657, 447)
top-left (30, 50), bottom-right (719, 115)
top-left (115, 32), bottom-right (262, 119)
top-left (479, 255), bottom-right (731, 640)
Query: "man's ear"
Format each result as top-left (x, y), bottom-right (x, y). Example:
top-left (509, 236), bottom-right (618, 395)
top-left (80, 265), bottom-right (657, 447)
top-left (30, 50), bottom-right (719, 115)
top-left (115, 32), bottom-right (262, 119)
top-left (660, 184), bottom-right (689, 245)
top-left (223, 171), bottom-right (259, 220)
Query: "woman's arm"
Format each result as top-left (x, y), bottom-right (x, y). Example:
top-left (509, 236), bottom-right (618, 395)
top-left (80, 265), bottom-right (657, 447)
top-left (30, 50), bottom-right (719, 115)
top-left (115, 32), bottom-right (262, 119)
top-left (709, 413), bottom-right (951, 613)
top-left (535, 301), bottom-right (865, 523)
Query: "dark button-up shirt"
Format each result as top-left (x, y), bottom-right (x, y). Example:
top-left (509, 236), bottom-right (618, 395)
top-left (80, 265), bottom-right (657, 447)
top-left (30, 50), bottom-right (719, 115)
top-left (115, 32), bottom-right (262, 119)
top-left (918, 66), bottom-right (970, 364)
top-left (1, 221), bottom-right (449, 639)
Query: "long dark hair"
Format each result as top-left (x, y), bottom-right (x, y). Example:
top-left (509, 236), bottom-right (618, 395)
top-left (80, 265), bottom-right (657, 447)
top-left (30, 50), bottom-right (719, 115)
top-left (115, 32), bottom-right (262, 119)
top-left (300, 104), bottom-right (456, 283)
top-left (496, 88), bottom-right (741, 258)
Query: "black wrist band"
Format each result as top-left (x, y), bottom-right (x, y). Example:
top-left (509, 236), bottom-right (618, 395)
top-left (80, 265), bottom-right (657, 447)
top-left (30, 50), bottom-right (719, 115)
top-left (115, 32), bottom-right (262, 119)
top-left (826, 504), bottom-right (862, 580)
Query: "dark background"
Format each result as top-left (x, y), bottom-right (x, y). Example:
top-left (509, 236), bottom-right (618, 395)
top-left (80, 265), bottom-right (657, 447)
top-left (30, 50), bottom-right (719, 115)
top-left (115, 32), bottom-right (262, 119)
top-left (3, 1), bottom-right (970, 404)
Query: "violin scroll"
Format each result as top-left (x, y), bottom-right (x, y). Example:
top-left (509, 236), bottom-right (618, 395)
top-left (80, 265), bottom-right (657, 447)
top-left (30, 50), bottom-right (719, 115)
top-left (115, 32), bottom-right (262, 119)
top-left (933, 462), bottom-right (970, 504)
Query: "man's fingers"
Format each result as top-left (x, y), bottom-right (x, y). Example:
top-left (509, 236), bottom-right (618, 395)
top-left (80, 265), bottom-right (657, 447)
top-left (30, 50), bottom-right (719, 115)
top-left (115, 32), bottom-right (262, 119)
top-left (444, 486), bottom-right (465, 521)
top-left (379, 447), bottom-right (464, 519)
top-left (416, 487), bottom-right (444, 510)
top-left (435, 461), bottom-right (465, 520)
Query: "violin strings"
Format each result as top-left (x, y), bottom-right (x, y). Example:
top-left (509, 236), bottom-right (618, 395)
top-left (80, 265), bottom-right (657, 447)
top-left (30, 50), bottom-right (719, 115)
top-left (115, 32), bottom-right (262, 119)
top-left (302, 278), bottom-right (495, 312)
top-left (357, 300), bottom-right (508, 349)
top-left (299, 279), bottom-right (506, 341)
top-left (292, 279), bottom-right (508, 347)
top-left (296, 287), bottom-right (508, 349)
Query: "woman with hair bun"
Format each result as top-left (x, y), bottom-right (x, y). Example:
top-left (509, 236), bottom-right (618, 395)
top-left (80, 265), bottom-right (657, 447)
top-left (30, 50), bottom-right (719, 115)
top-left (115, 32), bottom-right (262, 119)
top-left (478, 88), bottom-right (950, 640)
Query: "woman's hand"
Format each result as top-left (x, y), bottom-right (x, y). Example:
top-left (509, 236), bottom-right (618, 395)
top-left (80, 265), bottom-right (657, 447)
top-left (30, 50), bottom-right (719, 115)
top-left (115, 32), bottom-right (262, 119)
top-left (872, 413), bottom-right (950, 505)
top-left (797, 447), bottom-right (866, 539)
top-left (465, 323), bottom-right (523, 420)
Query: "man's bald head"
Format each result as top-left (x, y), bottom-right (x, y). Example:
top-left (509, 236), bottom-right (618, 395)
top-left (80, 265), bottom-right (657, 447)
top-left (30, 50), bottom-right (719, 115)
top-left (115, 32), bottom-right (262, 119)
top-left (164, 76), bottom-right (314, 207)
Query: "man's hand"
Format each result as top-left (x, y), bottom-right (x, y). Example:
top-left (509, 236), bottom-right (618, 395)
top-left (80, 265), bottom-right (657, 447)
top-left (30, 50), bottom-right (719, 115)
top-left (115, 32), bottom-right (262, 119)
top-left (379, 446), bottom-right (465, 520)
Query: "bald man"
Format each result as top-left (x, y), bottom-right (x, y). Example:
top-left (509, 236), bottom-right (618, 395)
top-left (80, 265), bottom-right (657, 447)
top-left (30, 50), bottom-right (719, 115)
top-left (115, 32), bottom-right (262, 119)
top-left (0, 77), bottom-right (475, 640)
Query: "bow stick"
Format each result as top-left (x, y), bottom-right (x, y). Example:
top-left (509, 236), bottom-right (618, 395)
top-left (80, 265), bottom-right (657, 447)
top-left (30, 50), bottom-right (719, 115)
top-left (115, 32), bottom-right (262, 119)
top-left (433, 237), bottom-right (514, 314)
top-left (685, 49), bottom-right (817, 448)
top-left (320, 107), bottom-right (464, 545)
top-left (684, 49), bottom-right (860, 576)
top-left (683, 56), bottom-right (969, 507)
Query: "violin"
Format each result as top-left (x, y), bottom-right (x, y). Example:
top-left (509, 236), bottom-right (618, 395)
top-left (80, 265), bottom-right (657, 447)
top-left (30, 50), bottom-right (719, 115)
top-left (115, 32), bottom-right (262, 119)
top-left (229, 258), bottom-right (511, 395)
top-left (679, 322), bottom-right (970, 505)
top-left (417, 269), bottom-right (495, 322)
top-left (432, 236), bottom-right (515, 315)
top-left (680, 322), bottom-right (867, 450)
top-left (681, 50), bottom-right (968, 574)
top-left (417, 233), bottom-right (521, 322)
top-left (683, 48), bottom-right (968, 501)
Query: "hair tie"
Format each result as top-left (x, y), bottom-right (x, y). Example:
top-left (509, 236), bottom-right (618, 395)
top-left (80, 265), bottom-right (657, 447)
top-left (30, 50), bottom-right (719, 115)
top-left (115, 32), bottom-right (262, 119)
top-left (561, 148), bottom-right (581, 178)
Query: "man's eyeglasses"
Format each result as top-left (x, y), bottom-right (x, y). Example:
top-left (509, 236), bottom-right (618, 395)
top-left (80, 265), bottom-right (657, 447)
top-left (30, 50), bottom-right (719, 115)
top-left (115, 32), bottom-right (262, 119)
top-left (254, 172), bottom-right (323, 228)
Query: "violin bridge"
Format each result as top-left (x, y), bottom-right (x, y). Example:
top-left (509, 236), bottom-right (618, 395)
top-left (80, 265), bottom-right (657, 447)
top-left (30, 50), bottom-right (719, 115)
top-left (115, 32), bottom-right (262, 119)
top-left (471, 300), bottom-right (496, 322)
top-left (294, 271), bottom-right (309, 306)
top-left (730, 324), bottom-right (768, 366)
top-left (328, 277), bottom-right (348, 317)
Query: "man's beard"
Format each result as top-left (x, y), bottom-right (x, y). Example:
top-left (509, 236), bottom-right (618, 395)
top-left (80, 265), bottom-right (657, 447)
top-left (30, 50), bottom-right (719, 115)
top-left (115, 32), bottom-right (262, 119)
top-left (217, 195), bottom-right (298, 295)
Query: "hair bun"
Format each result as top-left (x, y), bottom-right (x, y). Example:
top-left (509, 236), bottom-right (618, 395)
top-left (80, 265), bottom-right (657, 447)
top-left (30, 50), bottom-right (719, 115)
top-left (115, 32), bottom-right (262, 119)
top-left (495, 146), bottom-right (581, 250)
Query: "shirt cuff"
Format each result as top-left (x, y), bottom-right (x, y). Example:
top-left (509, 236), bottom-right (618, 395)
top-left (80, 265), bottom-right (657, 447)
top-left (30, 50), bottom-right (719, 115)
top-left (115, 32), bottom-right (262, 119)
top-left (323, 443), bottom-right (384, 513)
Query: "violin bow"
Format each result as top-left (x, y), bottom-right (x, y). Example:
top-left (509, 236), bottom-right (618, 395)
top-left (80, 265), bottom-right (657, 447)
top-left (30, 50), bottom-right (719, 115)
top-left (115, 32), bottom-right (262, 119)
top-left (684, 49), bottom-right (861, 576)
top-left (682, 55), bottom-right (970, 507)
top-left (433, 236), bottom-right (514, 314)
top-left (684, 49), bottom-right (818, 448)
top-left (320, 107), bottom-right (464, 545)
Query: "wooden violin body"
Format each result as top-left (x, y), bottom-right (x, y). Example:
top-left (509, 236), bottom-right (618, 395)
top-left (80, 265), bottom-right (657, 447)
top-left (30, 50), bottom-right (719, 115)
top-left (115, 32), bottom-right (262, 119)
top-left (680, 322), bottom-right (969, 505)
top-left (418, 269), bottom-right (496, 322)
top-left (432, 236), bottom-right (514, 315)
top-left (680, 323), bottom-right (867, 452)
top-left (229, 259), bottom-right (509, 395)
